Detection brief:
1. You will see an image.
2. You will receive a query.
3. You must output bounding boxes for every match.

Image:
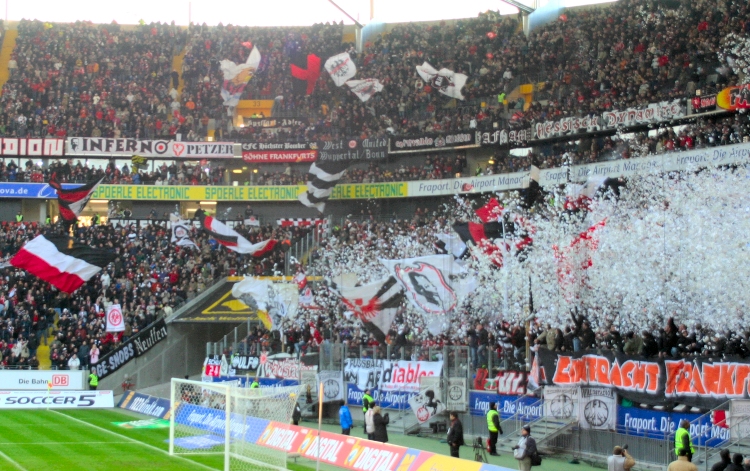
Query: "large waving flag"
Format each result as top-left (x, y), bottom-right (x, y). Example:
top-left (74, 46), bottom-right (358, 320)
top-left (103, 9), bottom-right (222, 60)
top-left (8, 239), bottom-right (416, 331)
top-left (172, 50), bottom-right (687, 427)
top-left (220, 46), bottom-right (262, 107)
top-left (170, 218), bottom-right (198, 249)
top-left (380, 255), bottom-right (475, 317)
top-left (232, 277), bottom-right (298, 330)
top-left (346, 79), bottom-right (383, 102)
top-left (196, 210), bottom-right (276, 256)
top-left (10, 234), bottom-right (116, 293)
top-left (324, 52), bottom-right (356, 87)
top-left (48, 173), bottom-right (104, 222)
top-left (330, 276), bottom-right (403, 335)
top-left (416, 62), bottom-right (467, 100)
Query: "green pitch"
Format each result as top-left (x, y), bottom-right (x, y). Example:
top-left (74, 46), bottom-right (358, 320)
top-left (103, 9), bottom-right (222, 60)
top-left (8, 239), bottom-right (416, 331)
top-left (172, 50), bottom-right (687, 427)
top-left (0, 409), bottom-right (314, 471)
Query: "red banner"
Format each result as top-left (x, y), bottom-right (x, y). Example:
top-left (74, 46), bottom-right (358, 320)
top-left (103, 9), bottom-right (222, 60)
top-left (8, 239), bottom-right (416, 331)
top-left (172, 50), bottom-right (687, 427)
top-left (241, 150), bottom-right (317, 163)
top-left (256, 422), bottom-right (409, 470)
top-left (254, 420), bottom-right (509, 471)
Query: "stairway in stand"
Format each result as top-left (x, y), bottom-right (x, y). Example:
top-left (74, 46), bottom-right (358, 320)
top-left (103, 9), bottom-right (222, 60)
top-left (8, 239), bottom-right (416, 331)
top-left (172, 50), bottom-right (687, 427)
top-left (171, 46), bottom-right (187, 96)
top-left (0, 27), bottom-right (18, 90)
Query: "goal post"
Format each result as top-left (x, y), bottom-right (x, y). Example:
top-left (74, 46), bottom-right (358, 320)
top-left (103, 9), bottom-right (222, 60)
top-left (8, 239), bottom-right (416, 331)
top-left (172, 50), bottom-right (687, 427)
top-left (169, 378), bottom-right (300, 471)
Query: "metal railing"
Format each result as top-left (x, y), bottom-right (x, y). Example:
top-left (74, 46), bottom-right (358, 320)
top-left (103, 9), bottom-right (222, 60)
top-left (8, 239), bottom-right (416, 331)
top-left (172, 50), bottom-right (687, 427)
top-left (698, 414), bottom-right (750, 471)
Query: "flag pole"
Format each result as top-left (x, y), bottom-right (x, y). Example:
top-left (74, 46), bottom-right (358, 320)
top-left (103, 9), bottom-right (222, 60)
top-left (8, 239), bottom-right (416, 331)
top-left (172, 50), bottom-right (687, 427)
top-left (316, 381), bottom-right (323, 471)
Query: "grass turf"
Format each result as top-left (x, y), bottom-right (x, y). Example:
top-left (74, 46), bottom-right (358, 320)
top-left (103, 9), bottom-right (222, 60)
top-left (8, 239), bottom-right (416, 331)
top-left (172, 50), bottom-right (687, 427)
top-left (0, 408), bottom-right (314, 471)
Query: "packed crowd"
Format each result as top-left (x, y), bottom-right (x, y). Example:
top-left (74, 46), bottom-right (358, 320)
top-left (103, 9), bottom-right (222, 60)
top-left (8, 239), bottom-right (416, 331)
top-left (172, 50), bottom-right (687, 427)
top-left (0, 21), bottom-right (188, 140)
top-left (0, 218), bottom-right (311, 369)
top-left (1, 0), bottom-right (747, 145)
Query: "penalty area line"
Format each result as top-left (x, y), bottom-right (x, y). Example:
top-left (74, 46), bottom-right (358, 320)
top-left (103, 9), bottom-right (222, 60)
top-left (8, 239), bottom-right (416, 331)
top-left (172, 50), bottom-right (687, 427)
top-left (0, 449), bottom-right (28, 471)
top-left (48, 410), bottom-right (219, 471)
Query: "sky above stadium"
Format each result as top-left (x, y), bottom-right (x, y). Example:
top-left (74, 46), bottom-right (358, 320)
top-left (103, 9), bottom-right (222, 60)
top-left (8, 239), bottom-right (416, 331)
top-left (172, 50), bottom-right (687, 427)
top-left (4, 0), bottom-right (616, 26)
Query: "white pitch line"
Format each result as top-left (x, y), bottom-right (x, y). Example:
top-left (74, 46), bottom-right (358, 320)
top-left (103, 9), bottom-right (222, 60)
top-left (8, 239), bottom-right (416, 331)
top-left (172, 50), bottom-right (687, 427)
top-left (0, 450), bottom-right (28, 471)
top-left (48, 410), bottom-right (219, 471)
top-left (0, 441), bottom-right (135, 445)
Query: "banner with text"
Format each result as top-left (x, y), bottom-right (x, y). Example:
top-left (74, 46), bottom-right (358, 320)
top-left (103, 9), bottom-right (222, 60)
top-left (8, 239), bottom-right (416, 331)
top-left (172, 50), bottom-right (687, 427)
top-left (579, 387), bottom-right (616, 430)
top-left (534, 100), bottom-right (686, 140)
top-left (66, 138), bottom-right (237, 158)
top-left (446, 378), bottom-right (468, 412)
top-left (117, 391), bottom-right (172, 419)
top-left (0, 138), bottom-right (64, 156)
top-left (0, 390), bottom-right (114, 409)
top-left (389, 132), bottom-right (480, 154)
top-left (256, 354), bottom-right (317, 380)
top-left (0, 370), bottom-right (85, 390)
top-left (93, 319), bottom-right (168, 380)
top-left (538, 348), bottom-right (750, 409)
top-left (468, 390), bottom-right (543, 420)
top-left (241, 142), bottom-right (317, 163)
top-left (174, 402), bottom-right (517, 471)
top-left (617, 405), bottom-right (728, 447)
top-left (544, 386), bottom-right (579, 421)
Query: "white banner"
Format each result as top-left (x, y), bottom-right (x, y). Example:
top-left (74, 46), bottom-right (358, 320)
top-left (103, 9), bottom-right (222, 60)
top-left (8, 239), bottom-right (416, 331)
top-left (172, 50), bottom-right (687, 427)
top-left (0, 370), bottom-right (86, 390)
top-left (106, 304), bottom-right (124, 332)
top-left (544, 386), bottom-right (580, 421)
top-left (408, 172), bottom-right (529, 197)
top-left (534, 100), bottom-right (685, 140)
top-left (66, 137), bottom-right (237, 158)
top-left (318, 370), bottom-right (344, 403)
top-left (446, 377), bottom-right (468, 412)
top-left (730, 400), bottom-right (750, 441)
top-left (409, 376), bottom-right (445, 423)
top-left (539, 142), bottom-right (750, 186)
top-left (0, 138), bottom-right (64, 156)
top-left (380, 360), bottom-right (444, 393)
top-left (579, 387), bottom-right (616, 430)
top-left (343, 358), bottom-right (386, 391)
top-left (0, 390), bottom-right (114, 409)
top-left (256, 354), bottom-right (317, 380)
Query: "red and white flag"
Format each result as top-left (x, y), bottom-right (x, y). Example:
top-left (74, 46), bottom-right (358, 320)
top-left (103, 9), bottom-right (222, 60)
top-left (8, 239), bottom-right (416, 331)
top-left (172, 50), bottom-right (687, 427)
top-left (48, 173), bottom-right (104, 222)
top-left (197, 210), bottom-right (277, 256)
top-left (10, 234), bottom-right (116, 293)
top-left (106, 304), bottom-right (124, 332)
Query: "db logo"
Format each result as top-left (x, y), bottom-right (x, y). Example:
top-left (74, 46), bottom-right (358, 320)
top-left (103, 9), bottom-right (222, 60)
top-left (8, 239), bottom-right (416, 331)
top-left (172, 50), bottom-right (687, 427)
top-left (416, 406), bottom-right (430, 422)
top-left (51, 374), bottom-right (69, 386)
top-left (348, 140), bottom-right (357, 149)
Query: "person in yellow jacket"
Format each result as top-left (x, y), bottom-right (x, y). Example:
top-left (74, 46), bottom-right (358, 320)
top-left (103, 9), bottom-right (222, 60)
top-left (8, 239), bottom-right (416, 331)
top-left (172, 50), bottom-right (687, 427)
top-left (674, 420), bottom-right (695, 462)
top-left (486, 401), bottom-right (503, 456)
top-left (89, 369), bottom-right (99, 391)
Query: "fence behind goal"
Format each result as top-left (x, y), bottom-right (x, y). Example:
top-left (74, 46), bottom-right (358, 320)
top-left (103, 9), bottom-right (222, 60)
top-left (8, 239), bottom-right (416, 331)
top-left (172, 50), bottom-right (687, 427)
top-left (169, 378), bottom-right (300, 471)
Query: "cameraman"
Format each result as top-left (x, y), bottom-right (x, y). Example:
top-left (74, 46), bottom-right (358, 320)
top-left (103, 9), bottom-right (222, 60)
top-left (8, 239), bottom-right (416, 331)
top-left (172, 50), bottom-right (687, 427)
top-left (608, 445), bottom-right (635, 471)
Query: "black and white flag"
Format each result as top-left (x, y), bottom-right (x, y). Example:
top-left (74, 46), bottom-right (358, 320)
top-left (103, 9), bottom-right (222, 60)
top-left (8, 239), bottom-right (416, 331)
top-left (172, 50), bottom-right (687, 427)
top-left (380, 255), bottom-right (475, 335)
top-left (324, 52), bottom-right (356, 87)
top-left (171, 218), bottom-right (198, 249)
top-left (299, 138), bottom-right (388, 212)
top-left (346, 79), bottom-right (383, 102)
top-left (416, 62), bottom-right (467, 100)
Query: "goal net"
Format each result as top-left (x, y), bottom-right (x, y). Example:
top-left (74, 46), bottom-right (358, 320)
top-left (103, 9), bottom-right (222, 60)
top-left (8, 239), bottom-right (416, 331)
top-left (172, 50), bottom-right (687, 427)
top-left (169, 378), bottom-right (300, 471)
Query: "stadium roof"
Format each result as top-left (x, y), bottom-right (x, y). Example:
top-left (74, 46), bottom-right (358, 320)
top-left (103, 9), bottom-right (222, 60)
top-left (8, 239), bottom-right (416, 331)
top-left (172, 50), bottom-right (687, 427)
top-left (6, 0), bottom-right (616, 26)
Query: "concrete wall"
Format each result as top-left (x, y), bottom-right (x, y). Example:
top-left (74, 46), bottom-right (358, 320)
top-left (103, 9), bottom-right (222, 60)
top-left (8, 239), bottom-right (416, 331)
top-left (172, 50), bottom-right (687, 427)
top-left (98, 321), bottom-right (242, 394)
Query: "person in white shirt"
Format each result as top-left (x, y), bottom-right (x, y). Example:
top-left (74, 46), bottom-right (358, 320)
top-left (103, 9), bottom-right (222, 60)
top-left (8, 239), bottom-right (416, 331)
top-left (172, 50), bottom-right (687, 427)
top-left (513, 425), bottom-right (537, 471)
top-left (607, 446), bottom-right (636, 471)
top-left (68, 354), bottom-right (81, 370)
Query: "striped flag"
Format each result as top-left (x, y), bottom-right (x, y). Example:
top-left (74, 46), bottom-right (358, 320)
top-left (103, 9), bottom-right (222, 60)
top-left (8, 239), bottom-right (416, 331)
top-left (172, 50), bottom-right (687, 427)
top-left (10, 234), bottom-right (116, 293)
top-left (196, 210), bottom-right (277, 256)
top-left (48, 173), bottom-right (104, 222)
top-left (298, 160), bottom-right (348, 212)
